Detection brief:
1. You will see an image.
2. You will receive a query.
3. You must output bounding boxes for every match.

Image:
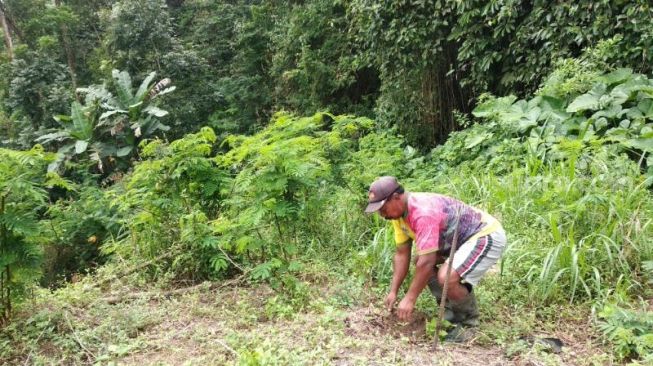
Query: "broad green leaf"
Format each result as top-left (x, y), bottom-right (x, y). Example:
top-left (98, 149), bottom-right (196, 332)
top-left (594, 118), bottom-right (608, 132)
top-left (472, 95), bottom-right (517, 118)
top-left (144, 106), bottom-right (169, 117)
top-left (116, 146), bottom-right (133, 157)
top-left (605, 127), bottom-right (629, 139)
top-left (53, 114), bottom-right (71, 124)
top-left (597, 68), bottom-right (633, 86)
top-left (94, 142), bottom-right (117, 158)
top-left (567, 84), bottom-right (607, 113)
top-left (592, 104), bottom-right (625, 120)
top-left (35, 131), bottom-right (70, 143)
top-left (112, 69), bottom-right (134, 107)
top-left (70, 102), bottom-right (94, 140)
top-left (74, 140), bottom-right (89, 154)
top-left (128, 101), bottom-right (144, 110)
top-left (135, 71), bottom-right (156, 101)
top-left (641, 125), bottom-right (653, 138)
top-left (517, 106), bottom-right (541, 131)
top-left (622, 137), bottom-right (653, 152)
top-left (464, 133), bottom-right (490, 149)
top-left (99, 110), bottom-right (122, 120)
top-left (539, 95), bottom-right (564, 111)
top-left (609, 88), bottom-right (630, 106)
top-left (567, 94), bottom-right (599, 113)
top-left (638, 99), bottom-right (653, 119)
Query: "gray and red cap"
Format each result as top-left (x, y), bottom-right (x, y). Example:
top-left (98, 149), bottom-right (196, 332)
top-left (364, 176), bottom-right (400, 213)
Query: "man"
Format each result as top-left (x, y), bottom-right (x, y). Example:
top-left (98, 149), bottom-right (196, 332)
top-left (365, 176), bottom-right (506, 339)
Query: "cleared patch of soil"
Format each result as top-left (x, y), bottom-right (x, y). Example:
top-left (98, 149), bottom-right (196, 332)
top-left (118, 290), bottom-right (513, 366)
top-left (344, 305), bottom-right (428, 342)
top-left (9, 280), bottom-right (611, 366)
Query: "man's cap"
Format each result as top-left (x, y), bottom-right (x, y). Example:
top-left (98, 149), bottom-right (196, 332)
top-left (365, 176), bottom-right (400, 213)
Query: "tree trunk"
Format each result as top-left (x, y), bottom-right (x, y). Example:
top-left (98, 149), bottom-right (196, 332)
top-left (0, 4), bottom-right (13, 60)
top-left (53, 0), bottom-right (79, 98)
top-left (0, 195), bottom-right (8, 323)
top-left (420, 41), bottom-right (472, 146)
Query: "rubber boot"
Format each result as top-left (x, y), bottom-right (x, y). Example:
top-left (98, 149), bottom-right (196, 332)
top-left (444, 291), bottom-right (480, 343)
top-left (426, 276), bottom-right (455, 322)
top-left (449, 290), bottom-right (480, 327)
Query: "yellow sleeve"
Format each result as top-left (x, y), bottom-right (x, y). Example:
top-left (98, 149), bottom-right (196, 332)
top-left (391, 219), bottom-right (411, 246)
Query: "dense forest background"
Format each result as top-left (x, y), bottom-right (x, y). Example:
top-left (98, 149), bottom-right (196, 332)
top-left (2, 0), bottom-right (652, 150)
top-left (1, 1), bottom-right (653, 364)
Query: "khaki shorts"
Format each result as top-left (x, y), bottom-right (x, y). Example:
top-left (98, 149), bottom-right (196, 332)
top-left (452, 228), bottom-right (507, 286)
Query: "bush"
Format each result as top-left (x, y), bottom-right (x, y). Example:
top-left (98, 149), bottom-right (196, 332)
top-left (103, 127), bottom-right (226, 282)
top-left (598, 304), bottom-right (653, 363)
top-left (0, 146), bottom-right (67, 321)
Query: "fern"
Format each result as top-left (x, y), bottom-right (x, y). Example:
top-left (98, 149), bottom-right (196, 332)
top-left (0, 147), bottom-right (60, 322)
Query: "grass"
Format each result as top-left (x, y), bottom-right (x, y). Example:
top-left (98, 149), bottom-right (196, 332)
top-left (2, 139), bottom-right (652, 365)
top-left (420, 156), bottom-right (653, 307)
top-left (0, 259), bottom-right (616, 366)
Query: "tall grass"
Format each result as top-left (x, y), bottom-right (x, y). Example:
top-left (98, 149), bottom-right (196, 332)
top-left (412, 150), bottom-right (653, 305)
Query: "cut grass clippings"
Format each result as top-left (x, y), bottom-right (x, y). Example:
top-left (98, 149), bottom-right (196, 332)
top-left (0, 269), bottom-right (613, 366)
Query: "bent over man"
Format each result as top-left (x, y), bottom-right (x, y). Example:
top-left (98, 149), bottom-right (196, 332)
top-left (365, 176), bottom-right (507, 340)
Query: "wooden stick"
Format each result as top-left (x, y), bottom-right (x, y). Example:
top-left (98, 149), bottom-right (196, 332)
top-left (434, 209), bottom-right (461, 349)
top-left (94, 251), bottom-right (176, 287)
top-left (100, 270), bottom-right (250, 305)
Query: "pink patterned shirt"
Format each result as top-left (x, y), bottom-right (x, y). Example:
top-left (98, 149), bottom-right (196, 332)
top-left (392, 193), bottom-right (497, 255)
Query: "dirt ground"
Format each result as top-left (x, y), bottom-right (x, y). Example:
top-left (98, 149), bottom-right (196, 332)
top-left (4, 274), bottom-right (614, 366)
top-left (104, 284), bottom-right (608, 366)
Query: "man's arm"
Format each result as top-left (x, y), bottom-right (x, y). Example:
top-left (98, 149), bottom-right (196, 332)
top-left (390, 242), bottom-right (411, 294)
top-left (385, 241), bottom-right (411, 311)
top-left (397, 252), bottom-right (437, 320)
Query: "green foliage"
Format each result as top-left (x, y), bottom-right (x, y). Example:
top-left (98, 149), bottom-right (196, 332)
top-left (37, 69), bottom-right (174, 175)
top-left (416, 147), bottom-right (653, 306)
top-left (0, 146), bottom-right (63, 321)
top-left (103, 0), bottom-right (174, 74)
top-left (3, 0), bottom-right (653, 152)
top-left (349, 0), bottom-right (469, 147)
top-left (471, 68), bottom-right (653, 183)
top-left (1, 54), bottom-right (72, 148)
top-left (598, 304), bottom-right (653, 362)
top-left (42, 185), bottom-right (120, 286)
top-left (348, 0), bottom-right (653, 148)
top-left (215, 117), bottom-right (326, 271)
top-left (83, 111), bottom-right (410, 286)
top-left (215, 113), bottom-right (346, 275)
top-left (0, 285), bottom-right (163, 364)
top-left (2, 5), bottom-right (653, 363)
top-left (425, 317), bottom-right (451, 341)
top-left (394, 59), bottom-right (653, 306)
top-left (349, 226), bottom-right (394, 284)
top-left (105, 127), bottom-right (226, 281)
top-left (205, 2), bottom-right (279, 135)
top-left (452, 1), bottom-right (653, 95)
top-left (270, 0), bottom-right (377, 117)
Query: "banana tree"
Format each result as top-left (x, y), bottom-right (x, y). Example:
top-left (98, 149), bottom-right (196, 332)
top-left (92, 69), bottom-right (175, 155)
top-left (37, 69), bottom-right (175, 173)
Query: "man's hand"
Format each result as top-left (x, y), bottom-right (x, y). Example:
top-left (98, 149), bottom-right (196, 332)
top-left (397, 296), bottom-right (416, 321)
top-left (385, 291), bottom-right (397, 312)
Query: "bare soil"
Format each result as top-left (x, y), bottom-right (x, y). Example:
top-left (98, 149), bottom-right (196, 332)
top-left (6, 279), bottom-right (612, 365)
top-left (112, 286), bottom-right (597, 366)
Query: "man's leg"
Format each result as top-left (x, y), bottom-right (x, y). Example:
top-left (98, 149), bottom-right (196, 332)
top-left (448, 228), bottom-right (507, 294)
top-left (436, 262), bottom-right (469, 301)
top-left (437, 262), bottom-right (480, 326)
top-left (436, 229), bottom-right (507, 341)
top-left (427, 273), bottom-right (455, 322)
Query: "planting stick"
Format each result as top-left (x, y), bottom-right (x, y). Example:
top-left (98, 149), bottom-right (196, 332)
top-left (433, 209), bottom-right (461, 349)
